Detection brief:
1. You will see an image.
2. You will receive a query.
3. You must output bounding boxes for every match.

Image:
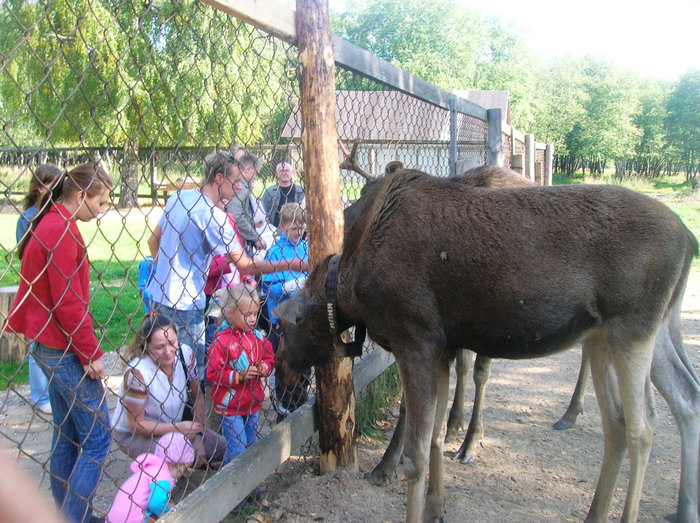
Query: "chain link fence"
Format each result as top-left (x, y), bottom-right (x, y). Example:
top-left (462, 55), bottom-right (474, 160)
top-left (0, 1), bottom-right (547, 521)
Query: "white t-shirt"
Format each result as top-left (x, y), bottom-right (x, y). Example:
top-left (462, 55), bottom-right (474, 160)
top-left (146, 189), bottom-right (241, 311)
top-left (111, 344), bottom-right (198, 434)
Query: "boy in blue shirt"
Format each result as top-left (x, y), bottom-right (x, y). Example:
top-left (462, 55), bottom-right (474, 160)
top-left (261, 203), bottom-right (310, 422)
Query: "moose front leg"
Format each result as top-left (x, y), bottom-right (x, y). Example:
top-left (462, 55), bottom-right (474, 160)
top-left (553, 349), bottom-right (590, 430)
top-left (456, 355), bottom-right (492, 464)
top-left (445, 349), bottom-right (472, 442)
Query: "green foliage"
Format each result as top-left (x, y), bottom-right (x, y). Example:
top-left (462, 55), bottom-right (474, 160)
top-left (666, 70), bottom-right (700, 174)
top-left (334, 0), bottom-right (483, 90)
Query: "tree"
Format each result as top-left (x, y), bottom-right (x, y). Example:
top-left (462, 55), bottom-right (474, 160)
top-left (666, 69), bottom-right (700, 179)
top-left (332, 0), bottom-right (486, 91)
top-left (632, 78), bottom-right (669, 177)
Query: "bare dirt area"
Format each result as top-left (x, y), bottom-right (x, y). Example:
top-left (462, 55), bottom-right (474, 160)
top-left (263, 270), bottom-right (700, 523)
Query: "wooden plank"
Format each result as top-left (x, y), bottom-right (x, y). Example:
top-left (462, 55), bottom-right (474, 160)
top-left (200, 0), bottom-right (296, 44)
top-left (353, 345), bottom-right (395, 395)
top-left (0, 286), bottom-right (27, 363)
top-left (332, 36), bottom-right (488, 121)
top-left (161, 402), bottom-right (317, 523)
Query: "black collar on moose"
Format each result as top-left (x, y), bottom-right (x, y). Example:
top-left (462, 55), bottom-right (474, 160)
top-left (325, 254), bottom-right (365, 358)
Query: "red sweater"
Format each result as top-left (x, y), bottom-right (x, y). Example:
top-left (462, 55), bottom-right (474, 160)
top-left (6, 204), bottom-right (103, 364)
top-left (207, 327), bottom-right (274, 416)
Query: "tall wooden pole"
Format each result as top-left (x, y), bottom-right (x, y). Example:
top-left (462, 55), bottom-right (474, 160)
top-left (296, 0), bottom-right (358, 473)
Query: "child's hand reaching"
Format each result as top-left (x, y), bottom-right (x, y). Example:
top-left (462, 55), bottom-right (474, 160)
top-left (240, 365), bottom-right (262, 380)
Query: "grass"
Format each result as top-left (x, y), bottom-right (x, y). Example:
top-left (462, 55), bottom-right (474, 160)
top-left (356, 363), bottom-right (401, 439)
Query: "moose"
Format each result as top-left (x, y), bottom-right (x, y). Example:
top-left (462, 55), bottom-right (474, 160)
top-left (363, 164), bottom-right (700, 521)
top-left (274, 162), bottom-right (698, 522)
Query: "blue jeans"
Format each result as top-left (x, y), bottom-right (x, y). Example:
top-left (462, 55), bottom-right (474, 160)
top-left (220, 411), bottom-right (259, 464)
top-left (33, 343), bottom-right (111, 523)
top-left (28, 342), bottom-right (50, 407)
top-left (152, 303), bottom-right (206, 381)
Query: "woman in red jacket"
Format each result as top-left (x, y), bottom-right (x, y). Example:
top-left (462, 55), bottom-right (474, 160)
top-left (7, 163), bottom-right (113, 523)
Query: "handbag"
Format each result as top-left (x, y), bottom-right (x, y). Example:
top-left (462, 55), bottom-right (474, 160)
top-left (177, 345), bottom-right (195, 422)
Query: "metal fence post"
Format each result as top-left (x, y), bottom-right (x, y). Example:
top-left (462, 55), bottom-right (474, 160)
top-left (449, 96), bottom-right (457, 176)
top-left (487, 108), bottom-right (503, 167)
top-left (525, 133), bottom-right (535, 182)
top-left (545, 143), bottom-right (555, 185)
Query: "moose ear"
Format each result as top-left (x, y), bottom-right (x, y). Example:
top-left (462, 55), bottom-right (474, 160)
top-left (273, 295), bottom-right (306, 326)
top-left (385, 160), bottom-right (403, 176)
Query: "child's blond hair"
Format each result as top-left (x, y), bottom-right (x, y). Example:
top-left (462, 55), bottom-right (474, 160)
top-left (278, 202), bottom-right (304, 227)
top-left (218, 282), bottom-right (260, 313)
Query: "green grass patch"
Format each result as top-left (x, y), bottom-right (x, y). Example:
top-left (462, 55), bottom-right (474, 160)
top-left (0, 360), bottom-right (28, 391)
top-left (356, 363), bottom-right (401, 440)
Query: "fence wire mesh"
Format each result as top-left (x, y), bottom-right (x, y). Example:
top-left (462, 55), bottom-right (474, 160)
top-left (0, 1), bottom-right (524, 521)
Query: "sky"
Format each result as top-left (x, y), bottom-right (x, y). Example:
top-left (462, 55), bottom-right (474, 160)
top-left (328, 0), bottom-right (700, 81)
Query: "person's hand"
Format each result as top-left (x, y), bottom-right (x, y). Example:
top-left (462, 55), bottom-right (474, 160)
top-left (83, 358), bottom-right (105, 380)
top-left (255, 238), bottom-right (267, 250)
top-left (240, 365), bottom-right (262, 380)
top-left (176, 421), bottom-right (204, 438)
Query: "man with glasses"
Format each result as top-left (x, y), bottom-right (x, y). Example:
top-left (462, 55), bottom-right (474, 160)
top-left (146, 151), bottom-right (307, 381)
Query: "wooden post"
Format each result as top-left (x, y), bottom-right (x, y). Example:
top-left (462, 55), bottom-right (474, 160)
top-left (296, 0), bottom-right (358, 474)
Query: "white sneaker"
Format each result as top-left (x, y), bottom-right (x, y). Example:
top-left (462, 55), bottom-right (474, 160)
top-left (37, 403), bottom-right (52, 415)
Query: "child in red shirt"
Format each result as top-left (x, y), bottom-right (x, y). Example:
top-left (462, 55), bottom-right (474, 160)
top-left (206, 283), bottom-right (274, 464)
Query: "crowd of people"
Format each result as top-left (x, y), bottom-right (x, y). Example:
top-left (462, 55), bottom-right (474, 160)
top-left (4, 150), bottom-right (313, 522)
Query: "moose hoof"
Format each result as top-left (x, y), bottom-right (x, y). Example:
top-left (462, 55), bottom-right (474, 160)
top-left (552, 417), bottom-right (576, 431)
top-left (364, 469), bottom-right (394, 487)
top-left (424, 492), bottom-right (446, 522)
top-left (444, 426), bottom-right (461, 443)
top-left (455, 447), bottom-right (477, 465)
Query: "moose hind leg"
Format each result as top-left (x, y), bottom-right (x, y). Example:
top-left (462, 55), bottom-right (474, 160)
top-left (366, 392), bottom-right (406, 486)
top-left (651, 319), bottom-right (700, 523)
top-left (426, 357), bottom-right (451, 521)
top-left (587, 334), bottom-right (657, 523)
top-left (455, 355), bottom-right (492, 464)
top-left (396, 354), bottom-right (438, 522)
top-left (585, 338), bottom-right (629, 522)
top-left (445, 349), bottom-right (472, 442)
top-left (616, 340), bottom-right (657, 523)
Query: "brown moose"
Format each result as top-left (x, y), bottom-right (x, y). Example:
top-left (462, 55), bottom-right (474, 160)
top-left (275, 164), bottom-right (697, 522)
